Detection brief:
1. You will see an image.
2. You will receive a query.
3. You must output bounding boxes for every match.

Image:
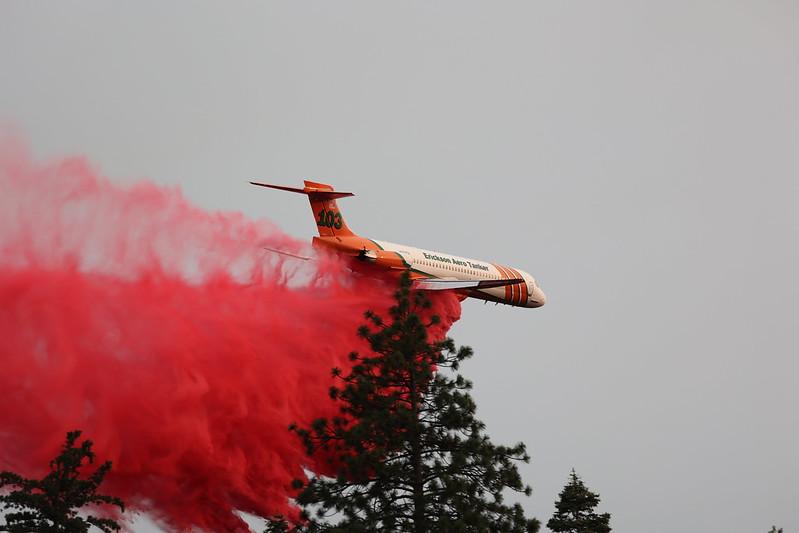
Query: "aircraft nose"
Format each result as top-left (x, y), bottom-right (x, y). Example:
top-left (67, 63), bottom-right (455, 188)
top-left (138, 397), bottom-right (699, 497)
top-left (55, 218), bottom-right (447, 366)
top-left (528, 284), bottom-right (547, 308)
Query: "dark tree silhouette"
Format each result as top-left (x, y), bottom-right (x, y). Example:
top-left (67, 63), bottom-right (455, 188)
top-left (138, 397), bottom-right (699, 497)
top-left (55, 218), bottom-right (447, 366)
top-left (267, 274), bottom-right (539, 532)
top-left (0, 430), bottom-right (124, 532)
top-left (547, 469), bottom-right (611, 533)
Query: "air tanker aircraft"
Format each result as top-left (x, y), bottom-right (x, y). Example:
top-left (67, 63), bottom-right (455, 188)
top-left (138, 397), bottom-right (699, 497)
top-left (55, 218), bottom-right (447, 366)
top-left (251, 180), bottom-right (546, 308)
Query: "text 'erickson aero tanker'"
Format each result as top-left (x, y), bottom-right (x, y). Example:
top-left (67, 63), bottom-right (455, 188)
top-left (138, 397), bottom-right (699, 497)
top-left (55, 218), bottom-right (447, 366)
top-left (251, 180), bottom-right (546, 308)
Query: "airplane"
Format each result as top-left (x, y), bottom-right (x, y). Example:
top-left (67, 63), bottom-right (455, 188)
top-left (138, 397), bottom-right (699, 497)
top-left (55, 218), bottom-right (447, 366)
top-left (250, 180), bottom-right (546, 308)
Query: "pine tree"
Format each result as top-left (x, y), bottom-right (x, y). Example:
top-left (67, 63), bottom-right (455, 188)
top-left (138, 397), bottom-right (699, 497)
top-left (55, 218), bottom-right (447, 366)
top-left (546, 469), bottom-right (611, 533)
top-left (0, 430), bottom-right (125, 532)
top-left (267, 274), bottom-right (539, 532)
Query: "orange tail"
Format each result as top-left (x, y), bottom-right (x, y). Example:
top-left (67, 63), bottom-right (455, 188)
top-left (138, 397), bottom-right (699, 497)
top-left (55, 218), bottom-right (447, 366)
top-left (249, 180), bottom-right (357, 237)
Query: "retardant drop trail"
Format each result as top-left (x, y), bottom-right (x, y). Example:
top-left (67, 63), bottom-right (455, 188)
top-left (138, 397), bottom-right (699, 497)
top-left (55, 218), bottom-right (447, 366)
top-left (0, 136), bottom-right (462, 532)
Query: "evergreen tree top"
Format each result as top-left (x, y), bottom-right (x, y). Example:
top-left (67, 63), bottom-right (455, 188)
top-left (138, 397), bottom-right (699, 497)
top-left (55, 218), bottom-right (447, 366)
top-left (267, 273), bottom-right (540, 533)
top-left (547, 469), bottom-right (611, 533)
top-left (0, 430), bottom-right (125, 533)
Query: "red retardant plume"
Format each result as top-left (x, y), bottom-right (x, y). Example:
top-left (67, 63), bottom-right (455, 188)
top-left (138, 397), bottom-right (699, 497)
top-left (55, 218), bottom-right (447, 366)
top-left (0, 136), bottom-right (462, 532)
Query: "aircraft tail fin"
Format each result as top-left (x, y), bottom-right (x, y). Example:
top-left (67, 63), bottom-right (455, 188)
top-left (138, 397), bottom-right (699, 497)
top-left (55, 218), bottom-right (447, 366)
top-left (250, 180), bottom-right (356, 237)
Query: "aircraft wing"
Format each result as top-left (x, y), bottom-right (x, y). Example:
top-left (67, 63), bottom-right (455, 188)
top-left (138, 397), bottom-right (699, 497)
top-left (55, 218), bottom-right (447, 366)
top-left (413, 277), bottom-right (524, 291)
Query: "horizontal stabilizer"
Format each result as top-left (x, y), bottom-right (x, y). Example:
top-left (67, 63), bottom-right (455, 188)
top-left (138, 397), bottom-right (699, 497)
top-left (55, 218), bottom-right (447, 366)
top-left (250, 181), bottom-right (354, 200)
top-left (413, 278), bottom-right (524, 291)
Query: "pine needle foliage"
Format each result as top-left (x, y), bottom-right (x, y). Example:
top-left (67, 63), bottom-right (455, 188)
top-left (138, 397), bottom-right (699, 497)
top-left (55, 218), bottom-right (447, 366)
top-left (0, 430), bottom-right (124, 533)
top-left (546, 469), bottom-right (611, 533)
top-left (268, 273), bottom-right (539, 532)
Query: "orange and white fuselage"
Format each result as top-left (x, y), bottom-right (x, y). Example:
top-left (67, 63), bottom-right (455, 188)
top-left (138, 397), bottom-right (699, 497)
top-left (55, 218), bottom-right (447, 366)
top-left (252, 180), bottom-right (546, 309)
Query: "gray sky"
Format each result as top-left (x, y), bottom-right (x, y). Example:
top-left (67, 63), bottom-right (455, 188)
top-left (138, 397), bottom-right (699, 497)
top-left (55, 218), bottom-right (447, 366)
top-left (2, 2), bottom-right (798, 531)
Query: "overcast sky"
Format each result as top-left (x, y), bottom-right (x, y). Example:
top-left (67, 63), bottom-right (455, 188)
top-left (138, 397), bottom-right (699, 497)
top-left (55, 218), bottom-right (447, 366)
top-left (2, 2), bottom-right (798, 531)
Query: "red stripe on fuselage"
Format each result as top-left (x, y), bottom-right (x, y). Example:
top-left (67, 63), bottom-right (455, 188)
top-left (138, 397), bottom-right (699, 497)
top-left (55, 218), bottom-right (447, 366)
top-left (505, 266), bottom-right (521, 304)
top-left (493, 264), bottom-right (515, 304)
top-left (507, 265), bottom-right (523, 304)
top-left (508, 267), bottom-right (527, 304)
